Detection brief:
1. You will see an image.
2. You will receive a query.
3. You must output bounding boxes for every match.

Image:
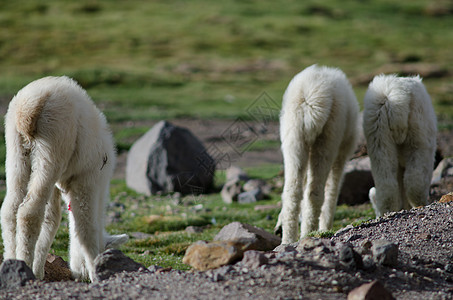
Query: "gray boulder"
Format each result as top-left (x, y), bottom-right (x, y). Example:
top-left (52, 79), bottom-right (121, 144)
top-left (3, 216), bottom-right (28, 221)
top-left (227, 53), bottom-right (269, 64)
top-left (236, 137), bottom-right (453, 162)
top-left (339, 156), bottom-right (374, 205)
top-left (0, 260), bottom-right (35, 289)
top-left (126, 121), bottom-right (215, 195)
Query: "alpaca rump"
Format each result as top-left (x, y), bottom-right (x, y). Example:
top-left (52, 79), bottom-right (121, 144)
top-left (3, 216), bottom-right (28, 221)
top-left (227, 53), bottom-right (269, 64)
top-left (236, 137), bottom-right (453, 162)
top-left (1, 76), bottom-right (128, 282)
top-left (276, 65), bottom-right (359, 244)
top-left (363, 74), bottom-right (437, 217)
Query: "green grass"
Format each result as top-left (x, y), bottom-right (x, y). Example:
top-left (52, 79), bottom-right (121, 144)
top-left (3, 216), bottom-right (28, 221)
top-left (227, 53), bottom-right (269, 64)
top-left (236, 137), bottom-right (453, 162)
top-left (41, 166), bottom-right (374, 271)
top-left (0, 0), bottom-right (451, 271)
top-left (0, 165), bottom-right (376, 271)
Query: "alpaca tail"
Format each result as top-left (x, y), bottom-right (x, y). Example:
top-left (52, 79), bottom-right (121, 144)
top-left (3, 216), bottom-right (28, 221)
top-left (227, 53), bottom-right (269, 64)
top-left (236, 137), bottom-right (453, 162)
top-left (363, 74), bottom-right (411, 144)
top-left (13, 91), bottom-right (50, 143)
top-left (281, 64), bottom-right (337, 147)
top-left (104, 232), bottom-right (129, 249)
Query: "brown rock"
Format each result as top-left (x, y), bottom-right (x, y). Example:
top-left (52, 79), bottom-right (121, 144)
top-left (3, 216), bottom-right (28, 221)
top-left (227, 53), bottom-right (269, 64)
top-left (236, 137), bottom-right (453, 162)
top-left (44, 254), bottom-right (73, 282)
top-left (214, 222), bottom-right (281, 251)
top-left (439, 192), bottom-right (453, 203)
top-left (182, 240), bottom-right (246, 271)
top-left (347, 280), bottom-right (395, 300)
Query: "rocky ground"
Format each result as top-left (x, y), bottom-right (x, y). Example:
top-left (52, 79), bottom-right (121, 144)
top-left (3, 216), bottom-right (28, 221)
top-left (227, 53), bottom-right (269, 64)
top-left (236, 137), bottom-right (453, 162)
top-left (0, 200), bottom-right (452, 299)
top-left (1, 121), bottom-right (453, 299)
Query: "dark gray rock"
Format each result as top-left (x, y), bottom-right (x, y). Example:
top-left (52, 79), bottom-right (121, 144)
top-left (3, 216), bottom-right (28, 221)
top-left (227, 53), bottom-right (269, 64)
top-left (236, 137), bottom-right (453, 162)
top-left (339, 244), bottom-right (363, 270)
top-left (371, 240), bottom-right (398, 267)
top-left (126, 120), bottom-right (215, 195)
top-left (94, 249), bottom-right (148, 281)
top-left (0, 259), bottom-right (35, 289)
top-left (214, 222), bottom-right (281, 251)
top-left (339, 156), bottom-right (374, 205)
top-left (237, 188), bottom-right (263, 204)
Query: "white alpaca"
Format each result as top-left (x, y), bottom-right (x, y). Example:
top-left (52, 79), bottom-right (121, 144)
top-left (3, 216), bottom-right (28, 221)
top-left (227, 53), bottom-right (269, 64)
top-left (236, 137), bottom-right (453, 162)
top-left (276, 65), bottom-right (359, 244)
top-left (363, 74), bottom-right (437, 217)
top-left (1, 76), bottom-right (128, 282)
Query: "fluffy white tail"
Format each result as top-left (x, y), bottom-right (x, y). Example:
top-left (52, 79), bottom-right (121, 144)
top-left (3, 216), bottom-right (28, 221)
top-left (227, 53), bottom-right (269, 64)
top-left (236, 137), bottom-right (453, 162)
top-left (363, 74), bottom-right (413, 144)
top-left (281, 65), bottom-right (335, 147)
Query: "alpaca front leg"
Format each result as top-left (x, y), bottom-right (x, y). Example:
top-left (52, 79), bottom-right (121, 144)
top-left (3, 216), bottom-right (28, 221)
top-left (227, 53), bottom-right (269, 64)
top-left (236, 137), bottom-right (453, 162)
top-left (67, 188), bottom-right (102, 282)
top-left (68, 218), bottom-right (89, 281)
top-left (319, 168), bottom-right (342, 232)
top-left (301, 152), bottom-right (332, 236)
top-left (33, 187), bottom-right (62, 279)
top-left (319, 148), bottom-right (351, 232)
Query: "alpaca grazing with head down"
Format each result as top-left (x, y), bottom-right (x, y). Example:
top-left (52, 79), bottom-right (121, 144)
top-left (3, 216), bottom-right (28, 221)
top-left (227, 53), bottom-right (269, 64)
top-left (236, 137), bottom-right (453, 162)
top-left (276, 65), bottom-right (359, 244)
top-left (363, 74), bottom-right (437, 217)
top-left (1, 76), bottom-right (128, 282)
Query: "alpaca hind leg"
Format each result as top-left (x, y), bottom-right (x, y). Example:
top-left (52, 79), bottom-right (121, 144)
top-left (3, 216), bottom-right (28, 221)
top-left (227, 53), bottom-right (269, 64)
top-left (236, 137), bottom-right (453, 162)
top-left (404, 150), bottom-right (433, 208)
top-left (397, 165), bottom-right (410, 210)
top-left (32, 187), bottom-right (62, 279)
top-left (368, 141), bottom-right (401, 217)
top-left (15, 164), bottom-right (59, 269)
top-left (278, 148), bottom-right (307, 244)
top-left (319, 156), bottom-right (347, 231)
top-left (300, 143), bottom-right (335, 236)
top-left (1, 129), bottom-right (31, 260)
top-left (319, 132), bottom-right (355, 231)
